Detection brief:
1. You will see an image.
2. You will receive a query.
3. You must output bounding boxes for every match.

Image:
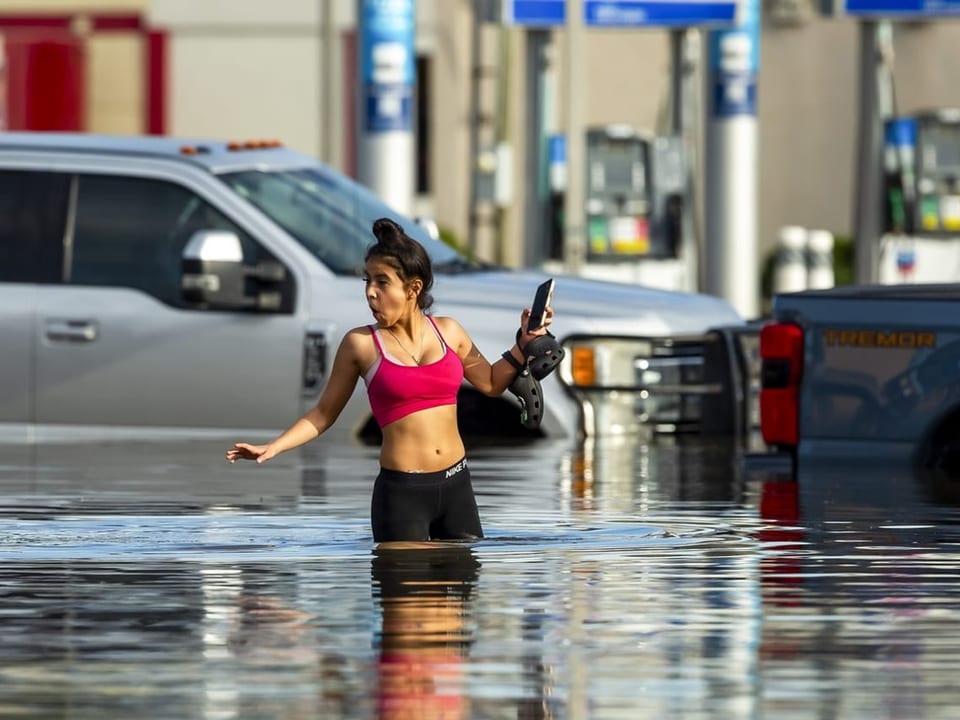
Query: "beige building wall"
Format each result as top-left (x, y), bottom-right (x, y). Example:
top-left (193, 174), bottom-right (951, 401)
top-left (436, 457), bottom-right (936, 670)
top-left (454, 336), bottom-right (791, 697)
top-left (758, 17), bottom-right (860, 262)
top-left (85, 32), bottom-right (143, 134)
top-left (415, 1), bottom-right (472, 248)
top-left (149, 0), bottom-right (325, 157)
top-left (577, 27), bottom-right (673, 129)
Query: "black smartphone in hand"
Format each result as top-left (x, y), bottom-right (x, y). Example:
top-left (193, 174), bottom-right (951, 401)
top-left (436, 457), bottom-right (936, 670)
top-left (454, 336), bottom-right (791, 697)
top-left (527, 279), bottom-right (555, 332)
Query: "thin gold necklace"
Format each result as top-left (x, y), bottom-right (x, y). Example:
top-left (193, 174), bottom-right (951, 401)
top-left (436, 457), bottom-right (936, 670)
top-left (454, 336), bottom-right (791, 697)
top-left (385, 323), bottom-right (425, 365)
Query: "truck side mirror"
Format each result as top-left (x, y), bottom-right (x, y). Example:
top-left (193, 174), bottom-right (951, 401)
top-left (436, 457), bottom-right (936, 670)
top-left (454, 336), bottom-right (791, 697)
top-left (181, 230), bottom-right (252, 310)
top-left (182, 230), bottom-right (289, 311)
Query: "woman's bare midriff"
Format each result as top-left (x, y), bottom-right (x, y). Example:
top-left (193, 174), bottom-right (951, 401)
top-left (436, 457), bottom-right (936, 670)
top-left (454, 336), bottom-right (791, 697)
top-left (379, 404), bottom-right (465, 473)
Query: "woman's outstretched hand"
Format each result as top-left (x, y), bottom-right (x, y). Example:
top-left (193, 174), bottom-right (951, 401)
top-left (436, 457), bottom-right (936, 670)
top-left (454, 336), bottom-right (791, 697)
top-left (226, 442), bottom-right (277, 464)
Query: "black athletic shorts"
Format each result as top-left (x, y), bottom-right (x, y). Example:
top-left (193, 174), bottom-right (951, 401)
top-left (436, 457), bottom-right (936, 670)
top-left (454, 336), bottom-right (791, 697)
top-left (370, 458), bottom-right (484, 543)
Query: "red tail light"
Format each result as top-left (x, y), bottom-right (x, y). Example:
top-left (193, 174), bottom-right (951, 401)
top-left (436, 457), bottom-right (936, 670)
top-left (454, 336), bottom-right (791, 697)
top-left (759, 322), bottom-right (804, 446)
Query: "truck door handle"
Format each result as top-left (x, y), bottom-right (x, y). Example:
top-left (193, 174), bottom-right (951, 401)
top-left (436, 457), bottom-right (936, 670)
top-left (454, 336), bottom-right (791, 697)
top-left (45, 319), bottom-right (99, 343)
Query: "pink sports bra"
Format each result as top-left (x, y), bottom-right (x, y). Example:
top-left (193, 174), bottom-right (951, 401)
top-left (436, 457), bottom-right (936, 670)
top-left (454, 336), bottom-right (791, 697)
top-left (364, 315), bottom-right (464, 428)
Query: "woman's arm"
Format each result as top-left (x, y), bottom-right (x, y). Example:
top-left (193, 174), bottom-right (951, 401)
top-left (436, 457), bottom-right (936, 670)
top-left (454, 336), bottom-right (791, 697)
top-left (226, 329), bottom-right (366, 464)
top-left (446, 309), bottom-right (554, 396)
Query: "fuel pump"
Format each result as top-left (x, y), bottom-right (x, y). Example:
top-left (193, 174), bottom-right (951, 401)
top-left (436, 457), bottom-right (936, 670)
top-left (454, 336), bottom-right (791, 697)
top-left (576, 124), bottom-right (694, 291)
top-left (880, 109), bottom-right (960, 283)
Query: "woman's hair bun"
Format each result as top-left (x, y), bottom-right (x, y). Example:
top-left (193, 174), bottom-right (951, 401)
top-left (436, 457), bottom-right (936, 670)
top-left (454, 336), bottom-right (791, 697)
top-left (372, 217), bottom-right (405, 244)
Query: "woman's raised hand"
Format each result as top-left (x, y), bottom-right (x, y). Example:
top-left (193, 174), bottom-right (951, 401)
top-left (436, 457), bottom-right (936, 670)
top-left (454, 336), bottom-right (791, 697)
top-left (519, 306), bottom-right (554, 347)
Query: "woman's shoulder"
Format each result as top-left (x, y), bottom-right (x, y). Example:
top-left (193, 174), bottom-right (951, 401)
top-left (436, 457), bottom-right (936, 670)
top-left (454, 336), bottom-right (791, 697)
top-left (346, 323), bottom-right (376, 336)
top-left (340, 325), bottom-right (378, 367)
top-left (430, 315), bottom-right (465, 333)
top-left (341, 324), bottom-right (376, 350)
top-left (430, 315), bottom-right (470, 350)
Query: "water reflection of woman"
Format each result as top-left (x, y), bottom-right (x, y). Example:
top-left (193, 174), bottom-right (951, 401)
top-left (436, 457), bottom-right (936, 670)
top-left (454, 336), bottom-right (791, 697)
top-left (372, 544), bottom-right (481, 719)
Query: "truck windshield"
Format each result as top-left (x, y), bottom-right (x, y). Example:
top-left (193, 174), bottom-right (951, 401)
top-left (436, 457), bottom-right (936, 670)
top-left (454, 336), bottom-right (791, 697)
top-left (219, 166), bottom-right (473, 275)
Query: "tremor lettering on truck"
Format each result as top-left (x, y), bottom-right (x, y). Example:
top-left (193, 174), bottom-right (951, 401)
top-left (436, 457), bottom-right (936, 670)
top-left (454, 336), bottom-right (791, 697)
top-left (822, 329), bottom-right (937, 349)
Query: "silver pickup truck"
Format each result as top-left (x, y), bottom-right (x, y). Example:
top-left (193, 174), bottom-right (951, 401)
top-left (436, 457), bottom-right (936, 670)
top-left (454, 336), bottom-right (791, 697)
top-left (0, 132), bottom-right (743, 446)
top-left (758, 284), bottom-right (960, 473)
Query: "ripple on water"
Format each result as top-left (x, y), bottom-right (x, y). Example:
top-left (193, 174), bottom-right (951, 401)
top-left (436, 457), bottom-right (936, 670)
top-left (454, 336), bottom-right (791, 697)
top-left (0, 512), bottom-right (751, 563)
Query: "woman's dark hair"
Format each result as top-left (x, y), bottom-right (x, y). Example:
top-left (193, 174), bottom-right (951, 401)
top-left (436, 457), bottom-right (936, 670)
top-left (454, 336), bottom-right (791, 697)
top-left (366, 217), bottom-right (434, 311)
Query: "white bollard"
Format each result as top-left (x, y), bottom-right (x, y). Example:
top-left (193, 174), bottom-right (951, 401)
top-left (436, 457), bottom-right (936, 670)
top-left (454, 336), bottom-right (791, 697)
top-left (806, 229), bottom-right (835, 289)
top-left (773, 225), bottom-right (809, 293)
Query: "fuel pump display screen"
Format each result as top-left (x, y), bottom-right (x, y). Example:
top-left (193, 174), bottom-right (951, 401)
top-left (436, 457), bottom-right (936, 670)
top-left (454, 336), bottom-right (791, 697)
top-left (585, 130), bottom-right (653, 258)
top-left (600, 143), bottom-right (643, 192)
top-left (922, 124), bottom-right (960, 168)
top-left (917, 116), bottom-right (960, 234)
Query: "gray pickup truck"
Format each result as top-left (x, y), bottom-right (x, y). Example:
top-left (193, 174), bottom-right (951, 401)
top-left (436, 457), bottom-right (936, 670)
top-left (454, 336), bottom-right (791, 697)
top-left (758, 284), bottom-right (960, 473)
top-left (0, 132), bottom-right (743, 446)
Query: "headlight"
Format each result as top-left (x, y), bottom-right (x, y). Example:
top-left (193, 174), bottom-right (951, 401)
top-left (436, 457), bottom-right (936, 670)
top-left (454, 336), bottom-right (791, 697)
top-left (558, 335), bottom-right (711, 436)
top-left (560, 338), bottom-right (654, 390)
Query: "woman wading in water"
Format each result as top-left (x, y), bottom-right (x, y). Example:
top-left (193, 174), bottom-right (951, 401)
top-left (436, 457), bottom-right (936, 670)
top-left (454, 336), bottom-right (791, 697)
top-left (227, 217), bottom-right (554, 543)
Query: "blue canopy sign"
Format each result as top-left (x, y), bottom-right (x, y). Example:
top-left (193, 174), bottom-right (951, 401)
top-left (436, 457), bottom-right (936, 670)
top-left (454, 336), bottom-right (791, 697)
top-left (502, 0), bottom-right (744, 27)
top-left (502, 0), bottom-right (567, 26)
top-left (829, 0), bottom-right (960, 16)
top-left (584, 1), bottom-right (742, 27)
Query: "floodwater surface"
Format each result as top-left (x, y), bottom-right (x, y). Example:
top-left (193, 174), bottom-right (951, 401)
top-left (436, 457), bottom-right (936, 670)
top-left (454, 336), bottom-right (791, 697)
top-left (1, 436), bottom-right (959, 719)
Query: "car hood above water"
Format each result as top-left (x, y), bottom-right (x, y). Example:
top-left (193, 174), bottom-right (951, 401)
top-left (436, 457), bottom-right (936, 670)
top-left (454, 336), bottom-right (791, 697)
top-left (430, 270), bottom-right (744, 338)
top-left (315, 269), bottom-right (744, 342)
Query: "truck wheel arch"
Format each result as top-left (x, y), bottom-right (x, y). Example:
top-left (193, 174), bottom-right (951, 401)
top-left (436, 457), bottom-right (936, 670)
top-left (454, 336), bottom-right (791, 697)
top-left (914, 404), bottom-right (960, 473)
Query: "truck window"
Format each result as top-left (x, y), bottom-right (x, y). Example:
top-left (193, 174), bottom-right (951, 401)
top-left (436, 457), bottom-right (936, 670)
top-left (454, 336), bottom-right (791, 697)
top-left (220, 166), bottom-right (468, 275)
top-left (69, 174), bottom-right (269, 308)
top-left (222, 167), bottom-right (368, 275)
top-left (0, 170), bottom-right (69, 284)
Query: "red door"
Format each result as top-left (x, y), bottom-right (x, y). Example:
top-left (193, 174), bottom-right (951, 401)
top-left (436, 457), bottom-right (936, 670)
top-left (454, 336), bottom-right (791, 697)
top-left (4, 29), bottom-right (85, 131)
